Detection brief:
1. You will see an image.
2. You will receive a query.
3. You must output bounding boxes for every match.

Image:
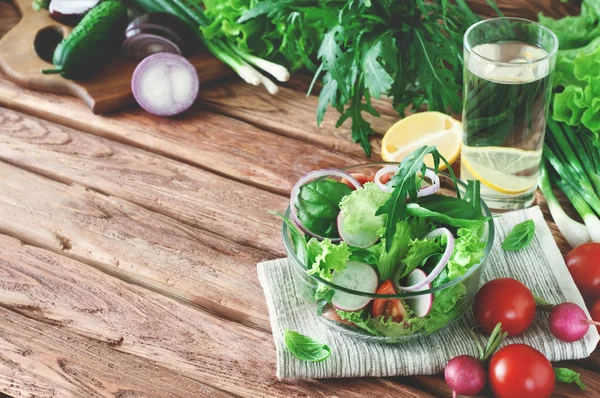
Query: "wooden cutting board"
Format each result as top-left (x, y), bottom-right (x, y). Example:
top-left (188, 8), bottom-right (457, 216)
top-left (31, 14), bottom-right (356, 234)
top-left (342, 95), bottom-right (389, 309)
top-left (0, 0), bottom-right (231, 114)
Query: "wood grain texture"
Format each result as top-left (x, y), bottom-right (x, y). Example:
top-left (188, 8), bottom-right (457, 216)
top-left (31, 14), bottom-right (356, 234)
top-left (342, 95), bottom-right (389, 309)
top-left (0, 77), bottom-right (363, 195)
top-left (468, 0), bottom-right (580, 20)
top-left (0, 233), bottom-right (437, 398)
top-left (0, 0), bottom-right (230, 114)
top-left (0, 106), bottom-right (286, 254)
top-left (0, 159), bottom-right (277, 331)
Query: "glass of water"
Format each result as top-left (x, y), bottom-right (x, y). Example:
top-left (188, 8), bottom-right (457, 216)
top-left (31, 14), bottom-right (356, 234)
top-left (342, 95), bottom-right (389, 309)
top-left (461, 18), bottom-right (558, 210)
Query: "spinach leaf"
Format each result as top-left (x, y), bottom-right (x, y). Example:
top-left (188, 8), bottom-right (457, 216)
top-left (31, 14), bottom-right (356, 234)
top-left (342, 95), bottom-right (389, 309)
top-left (296, 179), bottom-right (352, 238)
top-left (501, 220), bottom-right (535, 251)
top-left (284, 329), bottom-right (331, 362)
top-left (554, 368), bottom-right (586, 390)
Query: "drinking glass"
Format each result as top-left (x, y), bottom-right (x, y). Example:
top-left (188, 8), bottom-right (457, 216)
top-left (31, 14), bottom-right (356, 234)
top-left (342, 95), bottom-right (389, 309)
top-left (461, 18), bottom-right (558, 210)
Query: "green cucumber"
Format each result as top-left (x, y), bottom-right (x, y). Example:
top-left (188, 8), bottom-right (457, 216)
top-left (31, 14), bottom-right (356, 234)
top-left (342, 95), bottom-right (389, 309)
top-left (42, 1), bottom-right (128, 79)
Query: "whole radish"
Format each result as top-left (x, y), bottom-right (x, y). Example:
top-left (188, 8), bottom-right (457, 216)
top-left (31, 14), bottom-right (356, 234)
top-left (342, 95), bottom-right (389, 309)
top-left (445, 355), bottom-right (486, 398)
top-left (549, 302), bottom-right (600, 342)
top-left (444, 323), bottom-right (507, 398)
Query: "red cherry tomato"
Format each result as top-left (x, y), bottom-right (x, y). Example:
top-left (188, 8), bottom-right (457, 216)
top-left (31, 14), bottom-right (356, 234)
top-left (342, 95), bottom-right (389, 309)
top-left (341, 173), bottom-right (391, 190)
top-left (566, 243), bottom-right (600, 304)
top-left (489, 344), bottom-right (555, 398)
top-left (592, 300), bottom-right (600, 333)
top-left (473, 278), bottom-right (536, 336)
top-left (372, 280), bottom-right (405, 323)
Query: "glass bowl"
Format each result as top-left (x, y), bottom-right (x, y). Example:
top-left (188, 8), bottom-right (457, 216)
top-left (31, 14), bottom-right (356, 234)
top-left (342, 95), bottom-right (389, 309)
top-left (282, 163), bottom-right (495, 344)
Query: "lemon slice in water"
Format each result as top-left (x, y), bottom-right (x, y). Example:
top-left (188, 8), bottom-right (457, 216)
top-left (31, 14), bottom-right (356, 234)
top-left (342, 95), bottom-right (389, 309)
top-left (461, 146), bottom-right (541, 195)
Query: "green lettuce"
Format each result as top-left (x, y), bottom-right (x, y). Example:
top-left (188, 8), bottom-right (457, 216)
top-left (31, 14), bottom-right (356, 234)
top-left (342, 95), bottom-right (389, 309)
top-left (306, 238), bottom-right (350, 280)
top-left (339, 182), bottom-right (391, 238)
top-left (401, 237), bottom-right (444, 279)
top-left (446, 226), bottom-right (487, 279)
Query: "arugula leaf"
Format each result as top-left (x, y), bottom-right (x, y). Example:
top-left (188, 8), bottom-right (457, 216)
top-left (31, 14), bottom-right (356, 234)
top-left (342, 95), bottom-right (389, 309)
top-left (296, 179), bottom-right (352, 238)
top-left (406, 196), bottom-right (490, 228)
top-left (306, 238), bottom-right (350, 280)
top-left (501, 220), bottom-right (535, 251)
top-left (362, 36), bottom-right (397, 99)
top-left (376, 145), bottom-right (457, 251)
top-left (554, 368), bottom-right (587, 390)
top-left (284, 329), bottom-right (331, 362)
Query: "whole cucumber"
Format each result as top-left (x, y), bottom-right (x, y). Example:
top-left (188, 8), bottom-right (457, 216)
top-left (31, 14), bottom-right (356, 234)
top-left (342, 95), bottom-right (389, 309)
top-left (43, 1), bottom-right (128, 79)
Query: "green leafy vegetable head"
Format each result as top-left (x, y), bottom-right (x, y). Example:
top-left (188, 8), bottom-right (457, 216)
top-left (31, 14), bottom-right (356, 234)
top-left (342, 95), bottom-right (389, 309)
top-left (339, 182), bottom-right (391, 238)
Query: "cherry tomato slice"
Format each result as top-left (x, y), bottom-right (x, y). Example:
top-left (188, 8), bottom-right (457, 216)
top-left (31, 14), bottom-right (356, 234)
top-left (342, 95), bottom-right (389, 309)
top-left (566, 242), bottom-right (600, 304)
top-left (372, 280), bottom-right (405, 323)
top-left (473, 278), bottom-right (536, 336)
top-left (489, 344), bottom-right (555, 398)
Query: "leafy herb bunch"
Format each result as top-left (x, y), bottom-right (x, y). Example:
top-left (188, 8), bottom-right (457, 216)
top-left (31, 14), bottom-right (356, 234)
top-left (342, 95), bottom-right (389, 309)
top-left (203, 0), bottom-right (481, 156)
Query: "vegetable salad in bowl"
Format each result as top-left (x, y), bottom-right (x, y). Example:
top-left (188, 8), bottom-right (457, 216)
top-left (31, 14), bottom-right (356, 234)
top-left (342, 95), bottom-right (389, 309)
top-left (276, 145), bottom-right (495, 343)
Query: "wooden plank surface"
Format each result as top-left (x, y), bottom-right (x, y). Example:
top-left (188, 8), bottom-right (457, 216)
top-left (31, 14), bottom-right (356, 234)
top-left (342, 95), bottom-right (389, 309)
top-left (0, 0), bottom-right (597, 397)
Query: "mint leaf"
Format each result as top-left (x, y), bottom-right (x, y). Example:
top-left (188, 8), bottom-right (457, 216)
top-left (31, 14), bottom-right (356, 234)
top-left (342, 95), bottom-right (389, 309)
top-left (284, 330), bottom-right (331, 362)
top-left (501, 220), bottom-right (535, 251)
top-left (554, 368), bottom-right (587, 390)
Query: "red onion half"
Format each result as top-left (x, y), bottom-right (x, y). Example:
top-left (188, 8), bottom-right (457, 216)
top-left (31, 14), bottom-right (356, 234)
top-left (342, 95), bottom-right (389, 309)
top-left (290, 169), bottom-right (362, 241)
top-left (131, 53), bottom-right (199, 117)
top-left (397, 228), bottom-right (454, 292)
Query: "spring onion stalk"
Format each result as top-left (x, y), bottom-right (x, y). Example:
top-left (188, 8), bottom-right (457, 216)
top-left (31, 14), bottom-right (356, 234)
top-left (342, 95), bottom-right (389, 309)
top-left (131, 0), bottom-right (289, 93)
top-left (539, 160), bottom-right (591, 248)
top-left (542, 120), bottom-right (600, 245)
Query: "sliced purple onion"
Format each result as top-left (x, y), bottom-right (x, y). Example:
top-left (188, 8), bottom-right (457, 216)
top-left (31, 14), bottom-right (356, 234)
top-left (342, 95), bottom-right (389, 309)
top-left (417, 169), bottom-right (441, 197)
top-left (374, 166), bottom-right (440, 198)
top-left (290, 169), bottom-right (362, 241)
top-left (397, 228), bottom-right (454, 292)
top-left (374, 165), bottom-right (397, 192)
top-left (132, 53), bottom-right (199, 117)
top-left (126, 12), bottom-right (197, 54)
top-left (49, 0), bottom-right (100, 26)
top-left (122, 34), bottom-right (182, 60)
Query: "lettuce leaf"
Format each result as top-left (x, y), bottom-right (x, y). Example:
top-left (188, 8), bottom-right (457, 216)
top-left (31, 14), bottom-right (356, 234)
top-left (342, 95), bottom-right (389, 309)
top-left (306, 238), bottom-right (350, 280)
top-left (339, 182), bottom-right (391, 238)
top-left (400, 237), bottom-right (444, 279)
top-left (446, 226), bottom-right (487, 279)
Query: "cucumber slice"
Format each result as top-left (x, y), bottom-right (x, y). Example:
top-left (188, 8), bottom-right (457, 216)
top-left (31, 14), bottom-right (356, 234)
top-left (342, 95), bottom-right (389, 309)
top-left (405, 269), bottom-right (433, 317)
top-left (331, 261), bottom-right (378, 311)
top-left (337, 211), bottom-right (380, 249)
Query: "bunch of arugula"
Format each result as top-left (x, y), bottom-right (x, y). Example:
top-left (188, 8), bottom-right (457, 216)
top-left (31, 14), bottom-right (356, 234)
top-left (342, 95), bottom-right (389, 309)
top-left (202, 0), bottom-right (482, 156)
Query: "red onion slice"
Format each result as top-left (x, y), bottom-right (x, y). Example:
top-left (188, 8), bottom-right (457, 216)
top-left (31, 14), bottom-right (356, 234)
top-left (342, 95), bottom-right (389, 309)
top-left (397, 228), bottom-right (454, 292)
top-left (290, 169), bottom-right (362, 241)
top-left (374, 166), bottom-right (440, 198)
top-left (374, 165), bottom-right (397, 192)
top-left (49, 0), bottom-right (100, 26)
top-left (122, 34), bottom-right (182, 60)
top-left (131, 53), bottom-right (199, 117)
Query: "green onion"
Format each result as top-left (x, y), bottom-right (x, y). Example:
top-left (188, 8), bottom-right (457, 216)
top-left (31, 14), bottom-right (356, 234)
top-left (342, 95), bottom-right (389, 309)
top-left (541, 120), bottom-right (600, 246)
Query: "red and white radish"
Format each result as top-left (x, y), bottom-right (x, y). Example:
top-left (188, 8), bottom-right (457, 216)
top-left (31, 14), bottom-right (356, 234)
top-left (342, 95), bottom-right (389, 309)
top-left (404, 269), bottom-right (433, 317)
top-left (49, 0), bottom-right (100, 26)
top-left (331, 261), bottom-right (378, 311)
top-left (548, 302), bottom-right (600, 342)
top-left (337, 211), bottom-right (380, 248)
top-left (131, 53), bottom-right (199, 117)
top-left (445, 355), bottom-right (487, 398)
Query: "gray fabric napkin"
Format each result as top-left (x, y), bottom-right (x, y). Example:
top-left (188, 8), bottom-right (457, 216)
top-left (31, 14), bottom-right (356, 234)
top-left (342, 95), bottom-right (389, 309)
top-left (257, 206), bottom-right (599, 379)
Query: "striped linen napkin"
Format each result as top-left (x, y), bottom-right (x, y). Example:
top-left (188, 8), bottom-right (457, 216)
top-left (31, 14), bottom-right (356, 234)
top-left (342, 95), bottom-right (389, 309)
top-left (257, 206), bottom-right (599, 379)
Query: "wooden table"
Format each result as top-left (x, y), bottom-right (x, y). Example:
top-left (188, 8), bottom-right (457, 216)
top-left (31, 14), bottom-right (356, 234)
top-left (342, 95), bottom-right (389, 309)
top-left (0, 1), bottom-right (597, 397)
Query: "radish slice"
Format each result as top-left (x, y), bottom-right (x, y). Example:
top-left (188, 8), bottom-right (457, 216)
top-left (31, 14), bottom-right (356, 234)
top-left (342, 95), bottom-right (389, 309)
top-left (49, 0), bottom-right (100, 26)
top-left (375, 166), bottom-right (440, 198)
top-left (331, 261), bottom-right (378, 311)
top-left (397, 228), bottom-right (454, 292)
top-left (290, 169), bottom-right (362, 241)
top-left (405, 269), bottom-right (433, 317)
top-left (131, 53), bottom-right (199, 117)
top-left (337, 211), bottom-right (380, 248)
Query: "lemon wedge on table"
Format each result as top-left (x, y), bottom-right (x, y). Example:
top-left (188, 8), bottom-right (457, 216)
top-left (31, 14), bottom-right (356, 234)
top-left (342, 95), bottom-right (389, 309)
top-left (461, 146), bottom-right (541, 195)
top-left (381, 112), bottom-right (462, 169)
